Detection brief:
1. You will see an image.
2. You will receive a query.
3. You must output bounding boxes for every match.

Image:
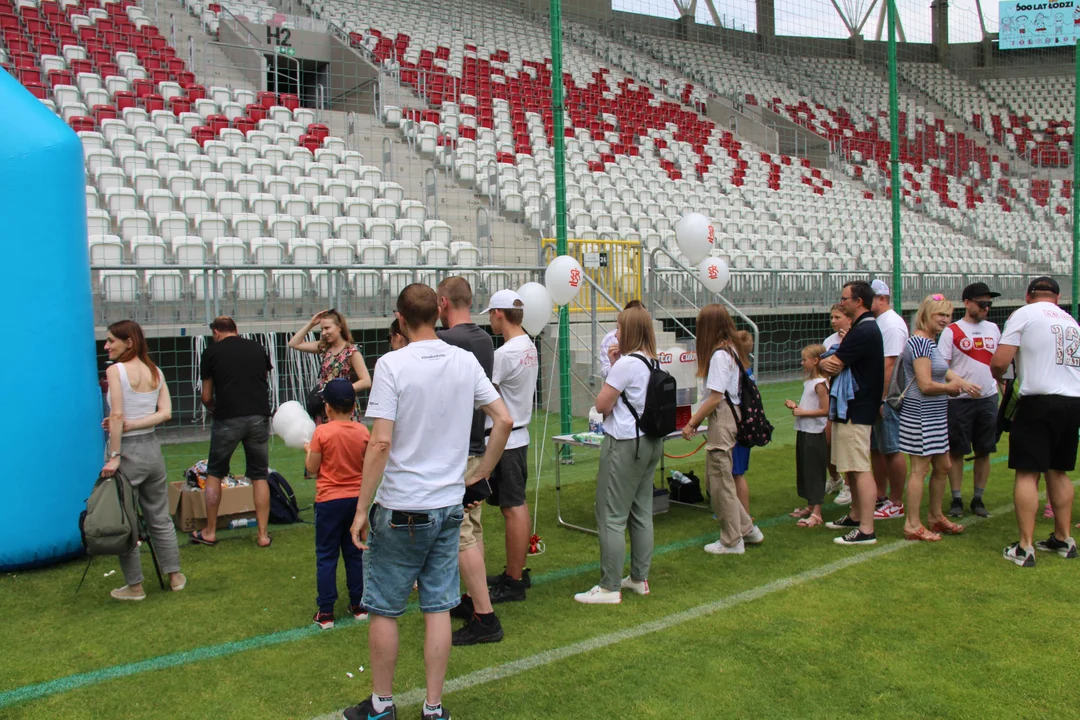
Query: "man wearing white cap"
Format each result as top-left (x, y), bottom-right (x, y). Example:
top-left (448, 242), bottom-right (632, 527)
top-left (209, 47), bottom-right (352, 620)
top-left (870, 279), bottom-right (909, 521)
top-left (478, 290), bottom-right (539, 614)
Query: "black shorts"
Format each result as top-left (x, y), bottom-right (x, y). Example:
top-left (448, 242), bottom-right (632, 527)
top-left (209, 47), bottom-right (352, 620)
top-left (948, 396), bottom-right (999, 457)
top-left (488, 446), bottom-right (528, 508)
top-left (207, 414), bottom-right (270, 480)
top-left (1008, 395), bottom-right (1080, 473)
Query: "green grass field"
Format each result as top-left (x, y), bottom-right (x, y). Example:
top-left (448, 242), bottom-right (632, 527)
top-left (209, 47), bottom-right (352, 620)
top-left (3, 384), bottom-right (1080, 719)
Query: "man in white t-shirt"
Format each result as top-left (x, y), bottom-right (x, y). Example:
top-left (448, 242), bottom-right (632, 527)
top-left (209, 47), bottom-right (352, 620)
top-left (597, 299), bottom-right (643, 378)
top-left (991, 276), bottom-right (1080, 568)
top-left (345, 284), bottom-right (512, 720)
top-left (939, 282), bottom-right (1002, 519)
top-left (870, 279), bottom-right (909, 520)
top-left (478, 290), bottom-right (540, 611)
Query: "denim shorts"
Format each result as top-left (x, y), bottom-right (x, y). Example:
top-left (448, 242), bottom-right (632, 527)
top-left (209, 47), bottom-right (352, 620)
top-left (362, 503), bottom-right (464, 617)
top-left (207, 414), bottom-right (270, 480)
top-left (870, 403), bottom-right (901, 455)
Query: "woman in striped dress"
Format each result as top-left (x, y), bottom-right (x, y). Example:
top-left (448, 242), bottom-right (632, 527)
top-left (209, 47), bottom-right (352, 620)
top-left (899, 295), bottom-right (981, 542)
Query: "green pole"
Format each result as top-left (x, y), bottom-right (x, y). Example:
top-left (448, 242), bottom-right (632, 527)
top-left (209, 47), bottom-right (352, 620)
top-left (886, 0), bottom-right (902, 311)
top-left (549, 0), bottom-right (572, 437)
top-left (1072, 40), bottom-right (1079, 318)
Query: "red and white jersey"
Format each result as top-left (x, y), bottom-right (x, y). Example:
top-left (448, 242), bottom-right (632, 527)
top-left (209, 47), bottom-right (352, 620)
top-left (938, 318), bottom-right (1001, 399)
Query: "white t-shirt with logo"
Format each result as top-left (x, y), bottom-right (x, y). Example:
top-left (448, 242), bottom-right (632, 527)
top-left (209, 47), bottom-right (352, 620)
top-left (938, 318), bottom-right (1000, 400)
top-left (490, 334), bottom-right (539, 450)
top-left (1000, 301), bottom-right (1080, 398)
top-left (706, 348), bottom-right (741, 404)
top-left (366, 338), bottom-right (501, 511)
top-left (603, 352), bottom-right (653, 440)
top-left (876, 308), bottom-right (909, 358)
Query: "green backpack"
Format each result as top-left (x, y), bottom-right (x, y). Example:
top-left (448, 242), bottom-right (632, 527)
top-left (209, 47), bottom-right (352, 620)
top-left (79, 472), bottom-right (140, 556)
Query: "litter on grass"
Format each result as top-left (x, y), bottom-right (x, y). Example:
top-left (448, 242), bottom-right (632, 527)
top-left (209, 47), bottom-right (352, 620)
top-left (103, 570), bottom-right (116, 577)
top-left (346, 673), bottom-right (353, 679)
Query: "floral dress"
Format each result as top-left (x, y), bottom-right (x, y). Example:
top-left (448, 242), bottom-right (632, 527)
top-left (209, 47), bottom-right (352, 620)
top-left (317, 344), bottom-right (363, 423)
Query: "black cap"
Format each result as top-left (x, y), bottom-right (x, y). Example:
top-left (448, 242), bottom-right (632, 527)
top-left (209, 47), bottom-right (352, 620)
top-left (320, 378), bottom-right (356, 406)
top-left (961, 282), bottom-right (1001, 301)
top-left (1027, 276), bottom-right (1061, 295)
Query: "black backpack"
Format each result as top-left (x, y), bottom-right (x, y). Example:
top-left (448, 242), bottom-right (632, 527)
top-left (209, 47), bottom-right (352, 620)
top-left (726, 353), bottom-right (773, 447)
top-left (620, 353), bottom-right (678, 454)
top-left (266, 471), bottom-right (301, 524)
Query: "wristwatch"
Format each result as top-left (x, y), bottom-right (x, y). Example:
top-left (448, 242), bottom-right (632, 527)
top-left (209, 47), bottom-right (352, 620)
top-left (109, 451), bottom-right (121, 459)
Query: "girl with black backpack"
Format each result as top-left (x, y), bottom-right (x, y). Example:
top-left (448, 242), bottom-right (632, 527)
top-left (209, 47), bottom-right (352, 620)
top-left (682, 305), bottom-right (765, 556)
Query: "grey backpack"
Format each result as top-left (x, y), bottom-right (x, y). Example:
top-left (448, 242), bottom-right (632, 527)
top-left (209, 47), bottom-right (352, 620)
top-left (79, 472), bottom-right (140, 556)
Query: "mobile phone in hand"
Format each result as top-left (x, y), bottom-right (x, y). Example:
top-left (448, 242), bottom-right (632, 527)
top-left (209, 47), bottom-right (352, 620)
top-left (463, 478), bottom-right (492, 506)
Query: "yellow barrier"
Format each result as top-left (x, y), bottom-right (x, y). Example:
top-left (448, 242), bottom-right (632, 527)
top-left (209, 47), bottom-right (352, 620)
top-left (541, 239), bottom-right (643, 313)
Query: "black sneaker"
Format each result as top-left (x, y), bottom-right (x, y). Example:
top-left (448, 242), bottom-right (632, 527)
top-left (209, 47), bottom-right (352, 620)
top-left (948, 497), bottom-right (964, 517)
top-left (1002, 542), bottom-right (1036, 567)
top-left (343, 698), bottom-right (396, 720)
top-left (487, 567), bottom-right (531, 589)
top-left (1034, 533), bottom-right (1078, 558)
top-left (313, 611), bottom-right (334, 629)
top-left (452, 614), bottom-right (504, 646)
top-left (421, 705), bottom-right (452, 720)
top-left (970, 497), bottom-right (989, 518)
top-left (833, 529), bottom-right (877, 546)
top-left (488, 574), bottom-right (526, 604)
top-left (449, 594), bottom-right (474, 620)
top-left (825, 514), bottom-right (860, 530)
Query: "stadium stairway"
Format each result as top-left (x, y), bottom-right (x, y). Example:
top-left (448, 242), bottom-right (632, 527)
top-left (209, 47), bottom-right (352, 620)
top-left (154, 0), bottom-right (257, 93)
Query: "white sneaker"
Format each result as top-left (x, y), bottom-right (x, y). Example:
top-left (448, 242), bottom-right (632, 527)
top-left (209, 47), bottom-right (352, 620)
top-left (743, 525), bottom-right (764, 545)
top-left (573, 585), bottom-right (622, 604)
top-left (620, 576), bottom-right (650, 595)
top-left (835, 487), bottom-right (852, 505)
top-left (704, 538), bottom-right (745, 555)
top-left (825, 476), bottom-right (844, 494)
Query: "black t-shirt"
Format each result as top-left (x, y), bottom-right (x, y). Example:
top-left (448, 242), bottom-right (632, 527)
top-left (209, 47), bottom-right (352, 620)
top-left (834, 311), bottom-right (885, 425)
top-left (438, 323), bottom-right (495, 456)
top-left (200, 336), bottom-right (273, 420)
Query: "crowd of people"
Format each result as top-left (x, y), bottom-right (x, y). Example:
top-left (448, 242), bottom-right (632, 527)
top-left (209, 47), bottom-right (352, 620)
top-left (98, 274), bottom-right (1080, 719)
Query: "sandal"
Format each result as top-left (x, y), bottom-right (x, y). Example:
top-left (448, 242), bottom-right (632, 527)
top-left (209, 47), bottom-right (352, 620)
top-left (797, 514), bottom-right (823, 528)
top-left (190, 531), bottom-right (218, 546)
top-left (904, 526), bottom-right (942, 542)
top-left (930, 519), bottom-right (964, 536)
top-left (257, 534), bottom-right (273, 548)
top-left (789, 507), bottom-right (813, 519)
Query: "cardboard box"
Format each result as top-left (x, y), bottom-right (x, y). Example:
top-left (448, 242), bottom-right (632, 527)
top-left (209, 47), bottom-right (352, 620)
top-left (168, 481), bottom-right (257, 532)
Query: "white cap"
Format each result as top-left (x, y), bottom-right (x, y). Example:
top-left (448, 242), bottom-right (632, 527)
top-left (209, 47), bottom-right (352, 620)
top-left (871, 279), bottom-right (891, 297)
top-left (480, 289), bottom-right (524, 314)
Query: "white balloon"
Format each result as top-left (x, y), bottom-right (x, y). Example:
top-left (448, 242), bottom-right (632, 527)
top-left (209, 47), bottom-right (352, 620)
top-left (516, 282), bottom-right (554, 335)
top-left (272, 400), bottom-right (316, 449)
top-left (675, 212), bottom-right (715, 264)
top-left (544, 255), bottom-right (584, 306)
top-left (698, 256), bottom-right (730, 294)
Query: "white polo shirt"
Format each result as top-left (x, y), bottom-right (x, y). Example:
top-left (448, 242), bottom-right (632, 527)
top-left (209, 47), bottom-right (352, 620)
top-left (366, 338), bottom-right (501, 511)
top-left (1000, 302), bottom-right (1080, 398)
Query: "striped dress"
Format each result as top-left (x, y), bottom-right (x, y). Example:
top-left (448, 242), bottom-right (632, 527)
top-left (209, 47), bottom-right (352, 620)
top-left (898, 335), bottom-right (950, 456)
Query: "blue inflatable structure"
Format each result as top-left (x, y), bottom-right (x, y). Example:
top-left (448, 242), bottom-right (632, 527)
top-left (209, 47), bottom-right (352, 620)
top-left (0, 69), bottom-right (104, 570)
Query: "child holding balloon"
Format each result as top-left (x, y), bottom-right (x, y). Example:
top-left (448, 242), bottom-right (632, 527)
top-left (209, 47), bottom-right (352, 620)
top-left (304, 378), bottom-right (371, 629)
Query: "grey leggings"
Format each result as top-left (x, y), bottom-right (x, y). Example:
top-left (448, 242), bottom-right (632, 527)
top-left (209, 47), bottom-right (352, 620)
top-left (117, 433), bottom-right (181, 585)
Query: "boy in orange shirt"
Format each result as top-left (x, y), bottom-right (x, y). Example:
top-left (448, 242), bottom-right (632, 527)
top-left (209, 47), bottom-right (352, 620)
top-left (305, 378), bottom-right (371, 629)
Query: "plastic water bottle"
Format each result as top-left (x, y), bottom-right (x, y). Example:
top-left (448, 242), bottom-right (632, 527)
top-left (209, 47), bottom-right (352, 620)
top-left (588, 406), bottom-right (604, 434)
top-left (670, 470), bottom-right (691, 485)
top-left (229, 517), bottom-right (257, 529)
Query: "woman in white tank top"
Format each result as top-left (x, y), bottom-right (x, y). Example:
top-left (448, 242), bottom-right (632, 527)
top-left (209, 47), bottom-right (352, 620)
top-left (102, 321), bottom-right (185, 600)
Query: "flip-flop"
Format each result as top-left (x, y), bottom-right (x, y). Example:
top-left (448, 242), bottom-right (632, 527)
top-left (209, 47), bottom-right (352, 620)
top-left (789, 507), bottom-right (812, 519)
top-left (797, 515), bottom-right (823, 528)
top-left (190, 530), bottom-right (218, 546)
top-left (257, 535), bottom-right (273, 548)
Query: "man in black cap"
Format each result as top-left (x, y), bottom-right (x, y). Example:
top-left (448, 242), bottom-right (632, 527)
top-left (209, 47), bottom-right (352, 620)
top-left (938, 282), bottom-right (1002, 518)
top-left (991, 277), bottom-right (1080, 567)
